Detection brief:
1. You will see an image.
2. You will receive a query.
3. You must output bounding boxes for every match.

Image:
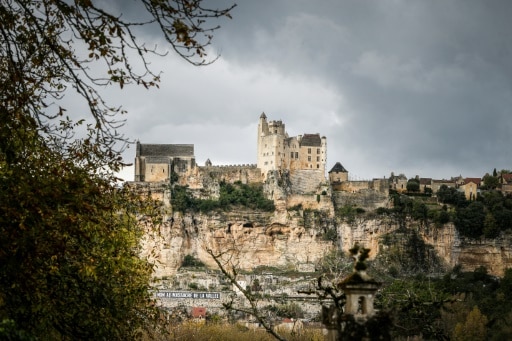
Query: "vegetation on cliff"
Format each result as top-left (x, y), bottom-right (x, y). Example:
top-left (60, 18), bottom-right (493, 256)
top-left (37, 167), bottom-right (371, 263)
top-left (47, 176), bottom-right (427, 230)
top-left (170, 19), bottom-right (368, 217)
top-left (171, 181), bottom-right (275, 212)
top-left (379, 187), bottom-right (512, 239)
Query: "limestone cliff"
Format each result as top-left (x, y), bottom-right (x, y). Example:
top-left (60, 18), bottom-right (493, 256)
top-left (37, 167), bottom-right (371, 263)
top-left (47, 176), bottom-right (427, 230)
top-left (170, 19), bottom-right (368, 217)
top-left (142, 209), bottom-right (336, 278)
top-left (142, 209), bottom-right (512, 278)
top-left (136, 169), bottom-right (512, 279)
top-left (421, 224), bottom-right (512, 276)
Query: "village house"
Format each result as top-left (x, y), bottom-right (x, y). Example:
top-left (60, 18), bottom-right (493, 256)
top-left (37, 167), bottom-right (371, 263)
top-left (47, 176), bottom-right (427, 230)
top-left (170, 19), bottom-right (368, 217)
top-left (459, 177), bottom-right (482, 200)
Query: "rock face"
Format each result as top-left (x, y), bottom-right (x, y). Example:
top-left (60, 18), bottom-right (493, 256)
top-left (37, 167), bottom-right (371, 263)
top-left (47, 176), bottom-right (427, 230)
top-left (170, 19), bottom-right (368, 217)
top-left (421, 224), bottom-right (512, 276)
top-left (136, 168), bottom-right (512, 278)
top-left (142, 209), bottom-right (335, 278)
top-left (142, 208), bottom-right (512, 278)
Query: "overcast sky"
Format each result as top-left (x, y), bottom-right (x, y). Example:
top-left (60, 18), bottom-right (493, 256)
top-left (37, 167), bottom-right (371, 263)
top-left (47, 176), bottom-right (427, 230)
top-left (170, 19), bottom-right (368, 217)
top-left (112, 0), bottom-right (512, 182)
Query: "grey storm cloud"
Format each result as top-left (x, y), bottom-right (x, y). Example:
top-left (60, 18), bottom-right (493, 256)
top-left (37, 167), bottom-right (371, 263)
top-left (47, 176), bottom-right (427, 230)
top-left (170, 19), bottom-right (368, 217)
top-left (111, 0), bottom-right (512, 181)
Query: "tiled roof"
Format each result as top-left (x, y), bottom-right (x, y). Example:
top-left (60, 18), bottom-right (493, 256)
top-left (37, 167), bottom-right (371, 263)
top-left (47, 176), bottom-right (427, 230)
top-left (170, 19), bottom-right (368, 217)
top-left (329, 162), bottom-right (348, 173)
top-left (464, 177), bottom-right (482, 185)
top-left (300, 134), bottom-right (322, 147)
top-left (432, 179), bottom-right (455, 184)
top-left (419, 178), bottom-right (432, 185)
top-left (138, 143), bottom-right (194, 157)
top-left (502, 173), bottom-right (512, 183)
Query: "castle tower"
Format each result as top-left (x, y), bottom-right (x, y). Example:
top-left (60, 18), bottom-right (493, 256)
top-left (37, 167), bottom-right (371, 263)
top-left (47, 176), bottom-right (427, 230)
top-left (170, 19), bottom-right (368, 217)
top-left (329, 162), bottom-right (348, 183)
top-left (257, 112), bottom-right (287, 179)
top-left (256, 113), bottom-right (327, 182)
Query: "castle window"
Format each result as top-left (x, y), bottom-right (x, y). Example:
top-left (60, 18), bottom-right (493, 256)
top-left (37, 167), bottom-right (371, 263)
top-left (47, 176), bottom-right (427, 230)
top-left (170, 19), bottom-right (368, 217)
top-left (308, 156), bottom-right (311, 162)
top-left (295, 152), bottom-right (298, 158)
top-left (317, 164), bottom-right (320, 168)
top-left (316, 156), bottom-right (320, 162)
top-left (308, 148), bottom-right (311, 154)
top-left (317, 148), bottom-right (320, 154)
top-left (290, 152), bottom-right (294, 158)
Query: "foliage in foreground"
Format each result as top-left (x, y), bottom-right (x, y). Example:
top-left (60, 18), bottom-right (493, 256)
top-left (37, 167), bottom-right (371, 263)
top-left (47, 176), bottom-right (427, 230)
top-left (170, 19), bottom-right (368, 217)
top-left (1, 0), bottom-right (234, 339)
top-left (142, 321), bottom-right (324, 341)
top-left (374, 267), bottom-right (512, 340)
top-left (0, 131), bottom-right (164, 340)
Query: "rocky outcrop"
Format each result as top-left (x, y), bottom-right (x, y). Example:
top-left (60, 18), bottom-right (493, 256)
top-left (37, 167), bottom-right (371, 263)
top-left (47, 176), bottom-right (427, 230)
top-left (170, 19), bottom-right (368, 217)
top-left (141, 209), bottom-right (336, 278)
top-left (142, 208), bottom-right (512, 279)
top-left (422, 224), bottom-right (512, 276)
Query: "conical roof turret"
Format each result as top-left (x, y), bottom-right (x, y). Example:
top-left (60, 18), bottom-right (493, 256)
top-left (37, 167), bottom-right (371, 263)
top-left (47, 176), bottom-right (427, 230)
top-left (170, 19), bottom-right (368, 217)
top-left (329, 162), bottom-right (348, 173)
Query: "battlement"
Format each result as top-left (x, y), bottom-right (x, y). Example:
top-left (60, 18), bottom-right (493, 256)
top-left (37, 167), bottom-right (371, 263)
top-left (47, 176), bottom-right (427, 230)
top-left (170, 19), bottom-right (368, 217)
top-left (201, 164), bottom-right (257, 169)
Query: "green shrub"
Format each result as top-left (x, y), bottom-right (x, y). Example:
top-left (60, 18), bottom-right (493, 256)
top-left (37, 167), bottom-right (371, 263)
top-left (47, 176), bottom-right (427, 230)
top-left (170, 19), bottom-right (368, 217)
top-left (181, 254), bottom-right (205, 268)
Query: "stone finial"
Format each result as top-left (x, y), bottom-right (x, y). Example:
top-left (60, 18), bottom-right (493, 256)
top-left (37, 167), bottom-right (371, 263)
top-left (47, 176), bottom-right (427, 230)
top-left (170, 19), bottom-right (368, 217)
top-left (337, 244), bottom-right (381, 319)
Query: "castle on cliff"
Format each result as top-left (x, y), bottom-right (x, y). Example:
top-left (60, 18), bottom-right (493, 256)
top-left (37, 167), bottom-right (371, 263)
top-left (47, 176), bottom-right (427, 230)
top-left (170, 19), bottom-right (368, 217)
top-left (132, 114), bottom-right (389, 209)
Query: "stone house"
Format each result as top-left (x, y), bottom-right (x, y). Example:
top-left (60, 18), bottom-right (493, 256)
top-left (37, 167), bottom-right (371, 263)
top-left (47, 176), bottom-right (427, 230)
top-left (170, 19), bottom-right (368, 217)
top-left (459, 177), bottom-right (482, 200)
top-left (500, 173), bottom-right (512, 195)
top-left (389, 173), bottom-right (408, 192)
top-left (419, 178), bottom-right (432, 193)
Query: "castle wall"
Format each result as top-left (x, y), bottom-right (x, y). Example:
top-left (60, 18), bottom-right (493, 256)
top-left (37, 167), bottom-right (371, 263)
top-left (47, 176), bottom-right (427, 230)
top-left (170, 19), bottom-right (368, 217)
top-left (339, 180), bottom-right (371, 192)
top-left (289, 169), bottom-right (327, 194)
top-left (144, 162), bottom-right (170, 182)
top-left (332, 190), bottom-right (389, 211)
top-left (128, 181), bottom-right (171, 205)
top-left (198, 165), bottom-right (261, 185)
top-left (286, 193), bottom-right (333, 212)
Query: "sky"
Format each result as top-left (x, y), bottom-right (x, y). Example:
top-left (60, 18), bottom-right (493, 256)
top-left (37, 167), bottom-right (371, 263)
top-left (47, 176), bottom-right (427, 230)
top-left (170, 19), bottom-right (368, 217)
top-left (111, 0), bottom-right (512, 182)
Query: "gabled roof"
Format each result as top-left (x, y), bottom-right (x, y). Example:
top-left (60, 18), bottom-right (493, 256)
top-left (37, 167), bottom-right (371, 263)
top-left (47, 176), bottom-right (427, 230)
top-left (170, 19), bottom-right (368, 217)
top-left (329, 162), bottom-right (348, 173)
top-left (464, 177), bottom-right (482, 185)
top-left (502, 173), bottom-right (512, 183)
top-left (300, 133), bottom-right (322, 147)
top-left (137, 143), bottom-right (194, 157)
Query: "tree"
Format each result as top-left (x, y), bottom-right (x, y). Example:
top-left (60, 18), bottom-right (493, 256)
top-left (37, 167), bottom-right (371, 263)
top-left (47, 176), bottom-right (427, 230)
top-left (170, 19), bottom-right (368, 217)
top-left (0, 134), bottom-right (164, 339)
top-left (482, 174), bottom-right (499, 190)
top-left (206, 246), bottom-right (287, 341)
top-left (483, 212), bottom-right (499, 238)
top-left (406, 179), bottom-right (420, 192)
top-left (1, 0), bottom-right (235, 171)
top-left (452, 306), bottom-right (488, 341)
top-left (1, 1), bottom-right (234, 339)
top-left (437, 185), bottom-right (467, 207)
top-left (455, 201), bottom-right (486, 238)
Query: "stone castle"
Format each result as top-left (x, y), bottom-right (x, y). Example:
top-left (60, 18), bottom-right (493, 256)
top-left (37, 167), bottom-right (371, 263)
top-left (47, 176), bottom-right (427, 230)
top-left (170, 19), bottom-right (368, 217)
top-left (132, 113), bottom-right (389, 209)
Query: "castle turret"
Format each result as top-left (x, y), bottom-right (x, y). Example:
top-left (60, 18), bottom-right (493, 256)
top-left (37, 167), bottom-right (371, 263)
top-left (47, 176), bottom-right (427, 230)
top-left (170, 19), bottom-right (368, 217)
top-left (329, 162), bottom-right (348, 183)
